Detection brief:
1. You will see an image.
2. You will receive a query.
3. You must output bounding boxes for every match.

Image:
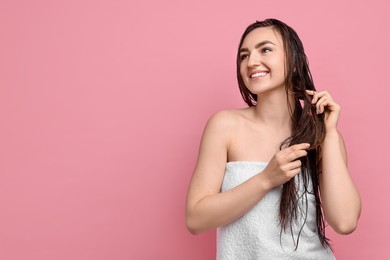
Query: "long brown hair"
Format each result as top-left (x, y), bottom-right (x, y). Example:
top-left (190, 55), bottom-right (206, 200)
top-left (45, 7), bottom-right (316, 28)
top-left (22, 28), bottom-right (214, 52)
top-left (236, 19), bottom-right (329, 249)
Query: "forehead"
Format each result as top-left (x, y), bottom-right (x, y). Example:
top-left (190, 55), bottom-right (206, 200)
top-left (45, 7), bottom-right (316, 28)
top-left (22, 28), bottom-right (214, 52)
top-left (241, 27), bottom-right (283, 49)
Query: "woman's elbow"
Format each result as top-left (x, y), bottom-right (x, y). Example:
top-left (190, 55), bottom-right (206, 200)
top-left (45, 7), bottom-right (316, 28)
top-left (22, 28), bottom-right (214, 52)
top-left (186, 223), bottom-right (201, 235)
top-left (332, 220), bottom-right (359, 235)
top-left (185, 214), bottom-right (203, 235)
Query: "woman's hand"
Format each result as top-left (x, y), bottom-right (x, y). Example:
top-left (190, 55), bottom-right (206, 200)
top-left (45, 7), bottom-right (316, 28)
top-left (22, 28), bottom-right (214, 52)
top-left (263, 143), bottom-right (310, 188)
top-left (306, 90), bottom-right (340, 132)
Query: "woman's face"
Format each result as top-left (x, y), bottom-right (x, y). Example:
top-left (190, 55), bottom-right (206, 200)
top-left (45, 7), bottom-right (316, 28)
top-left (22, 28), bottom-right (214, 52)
top-left (239, 27), bottom-right (287, 96)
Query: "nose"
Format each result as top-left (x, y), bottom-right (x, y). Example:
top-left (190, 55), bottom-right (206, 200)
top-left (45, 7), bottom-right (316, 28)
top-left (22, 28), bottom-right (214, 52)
top-left (247, 52), bottom-right (261, 67)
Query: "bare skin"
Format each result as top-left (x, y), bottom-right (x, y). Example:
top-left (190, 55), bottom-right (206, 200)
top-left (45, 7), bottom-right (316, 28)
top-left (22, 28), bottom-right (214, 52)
top-left (307, 89), bottom-right (361, 234)
top-left (185, 27), bottom-right (361, 235)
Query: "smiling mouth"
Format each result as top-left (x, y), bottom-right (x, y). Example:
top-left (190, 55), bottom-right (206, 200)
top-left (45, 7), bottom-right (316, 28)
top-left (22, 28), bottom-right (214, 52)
top-left (250, 72), bottom-right (269, 78)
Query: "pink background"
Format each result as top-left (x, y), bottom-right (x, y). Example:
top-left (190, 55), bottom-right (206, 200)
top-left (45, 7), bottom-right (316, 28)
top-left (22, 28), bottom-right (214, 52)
top-left (0, 0), bottom-right (388, 259)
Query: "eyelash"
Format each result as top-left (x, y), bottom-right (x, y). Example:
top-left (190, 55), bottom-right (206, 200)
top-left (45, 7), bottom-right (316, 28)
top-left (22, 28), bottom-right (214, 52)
top-left (240, 54), bottom-right (249, 61)
top-left (240, 48), bottom-right (272, 61)
top-left (262, 48), bottom-right (271, 53)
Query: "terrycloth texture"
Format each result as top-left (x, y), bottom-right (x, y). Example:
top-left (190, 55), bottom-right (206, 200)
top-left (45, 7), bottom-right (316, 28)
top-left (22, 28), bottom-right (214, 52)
top-left (217, 161), bottom-right (335, 260)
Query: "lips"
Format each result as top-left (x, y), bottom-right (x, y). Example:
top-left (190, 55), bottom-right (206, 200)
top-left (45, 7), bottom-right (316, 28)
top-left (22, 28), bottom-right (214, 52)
top-left (250, 71), bottom-right (269, 78)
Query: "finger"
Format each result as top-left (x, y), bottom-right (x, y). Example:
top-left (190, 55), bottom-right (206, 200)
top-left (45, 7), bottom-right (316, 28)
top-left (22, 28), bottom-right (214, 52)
top-left (317, 99), bottom-right (339, 114)
top-left (280, 160), bottom-right (302, 179)
top-left (305, 89), bottom-right (315, 96)
top-left (281, 143), bottom-right (310, 155)
top-left (305, 90), bottom-right (318, 104)
top-left (283, 145), bottom-right (309, 162)
top-left (307, 90), bottom-right (332, 105)
top-left (277, 143), bottom-right (309, 163)
top-left (285, 149), bottom-right (308, 162)
top-left (313, 91), bottom-right (326, 104)
top-left (288, 143), bottom-right (311, 150)
top-left (282, 160), bottom-right (302, 172)
top-left (316, 97), bottom-right (329, 114)
top-left (287, 167), bottom-right (302, 178)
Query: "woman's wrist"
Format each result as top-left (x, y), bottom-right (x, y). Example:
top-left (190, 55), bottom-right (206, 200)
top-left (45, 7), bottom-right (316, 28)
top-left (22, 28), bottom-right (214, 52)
top-left (257, 172), bottom-right (273, 192)
top-left (325, 128), bottom-right (339, 137)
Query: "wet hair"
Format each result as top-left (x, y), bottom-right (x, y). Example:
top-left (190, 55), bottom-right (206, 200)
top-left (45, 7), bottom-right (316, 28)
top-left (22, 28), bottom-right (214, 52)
top-left (236, 18), bottom-right (330, 249)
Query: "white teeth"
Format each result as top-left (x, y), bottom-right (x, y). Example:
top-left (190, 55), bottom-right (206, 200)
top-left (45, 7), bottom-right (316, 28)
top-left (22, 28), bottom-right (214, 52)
top-left (250, 72), bottom-right (268, 78)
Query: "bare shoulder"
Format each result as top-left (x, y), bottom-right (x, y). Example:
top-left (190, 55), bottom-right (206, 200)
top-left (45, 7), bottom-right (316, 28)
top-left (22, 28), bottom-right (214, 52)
top-left (196, 108), bottom-right (251, 164)
top-left (205, 108), bottom-right (252, 131)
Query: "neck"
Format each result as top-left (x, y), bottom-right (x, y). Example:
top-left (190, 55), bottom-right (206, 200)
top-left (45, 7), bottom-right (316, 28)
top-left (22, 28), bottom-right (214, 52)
top-left (253, 88), bottom-right (295, 129)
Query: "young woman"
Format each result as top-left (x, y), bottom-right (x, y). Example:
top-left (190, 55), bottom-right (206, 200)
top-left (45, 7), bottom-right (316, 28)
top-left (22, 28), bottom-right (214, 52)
top-left (185, 19), bottom-right (361, 259)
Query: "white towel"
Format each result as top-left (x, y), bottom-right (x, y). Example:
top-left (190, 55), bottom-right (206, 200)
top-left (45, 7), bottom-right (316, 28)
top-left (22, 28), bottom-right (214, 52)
top-left (217, 161), bottom-right (335, 260)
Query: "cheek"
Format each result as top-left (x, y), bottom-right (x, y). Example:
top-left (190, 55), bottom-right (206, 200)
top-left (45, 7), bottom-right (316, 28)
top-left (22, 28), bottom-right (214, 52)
top-left (270, 60), bottom-right (286, 77)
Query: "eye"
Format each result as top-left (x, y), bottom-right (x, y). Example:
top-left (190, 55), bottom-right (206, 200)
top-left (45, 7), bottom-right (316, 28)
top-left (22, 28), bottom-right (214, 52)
top-left (261, 47), bottom-right (272, 53)
top-left (240, 54), bottom-right (249, 61)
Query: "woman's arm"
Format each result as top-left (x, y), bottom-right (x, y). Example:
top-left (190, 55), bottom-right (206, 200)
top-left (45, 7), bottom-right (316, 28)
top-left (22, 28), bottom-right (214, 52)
top-left (307, 90), bottom-right (361, 234)
top-left (185, 111), bottom-right (270, 234)
top-left (320, 130), bottom-right (361, 234)
top-left (185, 111), bottom-right (310, 234)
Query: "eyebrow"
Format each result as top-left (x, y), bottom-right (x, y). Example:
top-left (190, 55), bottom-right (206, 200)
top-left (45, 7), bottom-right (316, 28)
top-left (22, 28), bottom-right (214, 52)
top-left (239, 40), bottom-right (276, 53)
